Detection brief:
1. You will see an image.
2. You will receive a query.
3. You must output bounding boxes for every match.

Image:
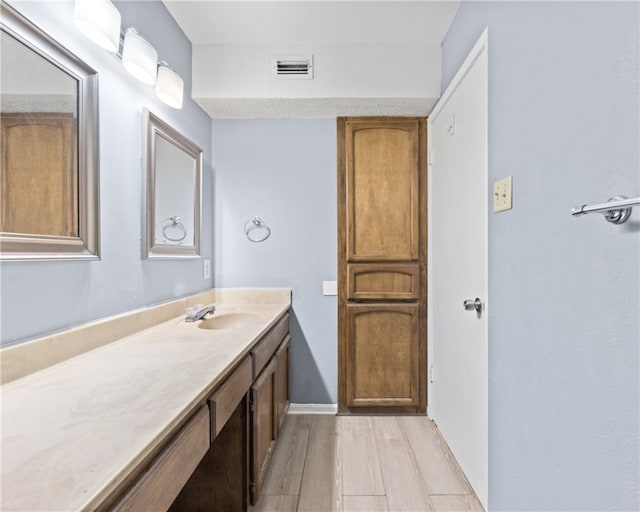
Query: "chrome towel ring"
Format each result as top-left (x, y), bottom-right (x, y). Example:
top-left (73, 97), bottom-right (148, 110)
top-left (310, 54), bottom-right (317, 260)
top-left (162, 216), bottom-right (187, 243)
top-left (244, 216), bottom-right (271, 243)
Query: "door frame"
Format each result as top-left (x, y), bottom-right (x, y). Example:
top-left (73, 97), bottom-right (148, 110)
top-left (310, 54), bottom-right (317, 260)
top-left (337, 116), bottom-right (428, 414)
top-left (427, 29), bottom-right (489, 507)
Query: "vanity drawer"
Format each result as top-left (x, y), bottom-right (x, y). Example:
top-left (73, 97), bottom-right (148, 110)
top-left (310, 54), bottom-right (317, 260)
top-left (208, 356), bottom-right (252, 440)
top-left (251, 313), bottom-right (289, 379)
top-left (347, 263), bottom-right (420, 301)
top-left (112, 406), bottom-right (209, 512)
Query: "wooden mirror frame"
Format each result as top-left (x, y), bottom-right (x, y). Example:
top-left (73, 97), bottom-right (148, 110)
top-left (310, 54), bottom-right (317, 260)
top-left (142, 109), bottom-right (202, 259)
top-left (0, 2), bottom-right (100, 261)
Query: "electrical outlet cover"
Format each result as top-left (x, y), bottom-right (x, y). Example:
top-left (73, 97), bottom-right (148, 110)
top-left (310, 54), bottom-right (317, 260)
top-left (493, 176), bottom-right (512, 212)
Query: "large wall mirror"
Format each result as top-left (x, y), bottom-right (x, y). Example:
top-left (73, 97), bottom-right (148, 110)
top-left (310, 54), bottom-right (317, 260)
top-left (0, 2), bottom-right (99, 260)
top-left (143, 110), bottom-right (202, 258)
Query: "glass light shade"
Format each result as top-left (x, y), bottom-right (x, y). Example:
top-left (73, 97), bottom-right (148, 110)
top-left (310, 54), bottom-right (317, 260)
top-left (122, 29), bottom-right (157, 85)
top-left (156, 64), bottom-right (184, 109)
top-left (73, 0), bottom-right (121, 53)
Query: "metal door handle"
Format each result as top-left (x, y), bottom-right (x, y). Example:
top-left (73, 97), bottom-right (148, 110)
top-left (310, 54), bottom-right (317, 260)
top-left (463, 297), bottom-right (483, 313)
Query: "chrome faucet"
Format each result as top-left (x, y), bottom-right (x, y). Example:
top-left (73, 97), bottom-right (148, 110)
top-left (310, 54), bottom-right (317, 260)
top-left (185, 304), bottom-right (216, 322)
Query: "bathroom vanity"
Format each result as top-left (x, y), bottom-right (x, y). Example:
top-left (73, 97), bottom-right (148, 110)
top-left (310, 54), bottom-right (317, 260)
top-left (0, 288), bottom-right (291, 512)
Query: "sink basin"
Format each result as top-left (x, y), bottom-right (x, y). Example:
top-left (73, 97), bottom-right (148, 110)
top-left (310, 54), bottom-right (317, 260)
top-left (198, 313), bottom-right (261, 330)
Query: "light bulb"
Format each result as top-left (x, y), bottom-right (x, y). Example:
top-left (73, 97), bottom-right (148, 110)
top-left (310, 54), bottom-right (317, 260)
top-left (122, 29), bottom-right (157, 85)
top-left (156, 64), bottom-right (184, 109)
top-left (73, 0), bottom-right (121, 53)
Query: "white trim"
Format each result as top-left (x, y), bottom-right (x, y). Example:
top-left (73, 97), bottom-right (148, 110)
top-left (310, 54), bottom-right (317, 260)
top-left (287, 403), bottom-right (338, 415)
top-left (427, 131), bottom-right (435, 419)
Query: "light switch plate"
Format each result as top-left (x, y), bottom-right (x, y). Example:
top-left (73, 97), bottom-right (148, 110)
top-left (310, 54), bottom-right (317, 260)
top-left (493, 176), bottom-right (513, 212)
top-left (323, 281), bottom-right (337, 296)
top-left (203, 258), bottom-right (211, 280)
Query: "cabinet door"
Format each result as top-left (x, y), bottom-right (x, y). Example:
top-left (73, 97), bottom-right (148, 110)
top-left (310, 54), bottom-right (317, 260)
top-left (274, 335), bottom-right (291, 436)
top-left (250, 357), bottom-right (277, 505)
top-left (346, 303), bottom-right (420, 408)
top-left (346, 119), bottom-right (420, 262)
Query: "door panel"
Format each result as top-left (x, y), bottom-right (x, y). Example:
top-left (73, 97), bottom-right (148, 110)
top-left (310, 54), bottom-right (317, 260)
top-left (346, 121), bottom-right (419, 261)
top-left (346, 303), bottom-right (419, 408)
top-left (348, 263), bottom-right (419, 301)
top-left (428, 35), bottom-right (488, 507)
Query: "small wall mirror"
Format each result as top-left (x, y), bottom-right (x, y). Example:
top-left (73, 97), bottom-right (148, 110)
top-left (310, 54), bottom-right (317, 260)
top-left (0, 3), bottom-right (99, 260)
top-left (143, 109), bottom-right (202, 258)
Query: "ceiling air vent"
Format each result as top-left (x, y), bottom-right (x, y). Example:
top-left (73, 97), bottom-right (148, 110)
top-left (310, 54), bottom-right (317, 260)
top-left (271, 55), bottom-right (314, 80)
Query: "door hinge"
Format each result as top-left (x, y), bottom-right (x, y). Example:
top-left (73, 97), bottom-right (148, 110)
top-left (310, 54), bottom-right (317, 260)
top-left (429, 364), bottom-right (435, 383)
top-left (250, 400), bottom-right (255, 412)
top-left (428, 149), bottom-right (434, 166)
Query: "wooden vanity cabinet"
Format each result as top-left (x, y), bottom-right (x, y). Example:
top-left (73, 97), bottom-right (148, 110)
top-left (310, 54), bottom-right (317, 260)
top-left (168, 356), bottom-right (254, 512)
top-left (87, 310), bottom-right (291, 512)
top-left (169, 311), bottom-right (291, 512)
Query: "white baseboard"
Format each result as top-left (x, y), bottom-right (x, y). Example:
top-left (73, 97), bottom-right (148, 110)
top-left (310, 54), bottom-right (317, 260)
top-left (288, 403), bottom-right (338, 415)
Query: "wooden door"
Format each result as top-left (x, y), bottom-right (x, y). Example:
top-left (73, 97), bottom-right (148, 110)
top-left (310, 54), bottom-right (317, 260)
top-left (250, 358), bottom-right (277, 505)
top-left (1, 113), bottom-right (77, 237)
top-left (338, 117), bottom-right (427, 414)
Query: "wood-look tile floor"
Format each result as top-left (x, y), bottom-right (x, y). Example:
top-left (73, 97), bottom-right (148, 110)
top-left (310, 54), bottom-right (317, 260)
top-left (252, 415), bottom-right (484, 512)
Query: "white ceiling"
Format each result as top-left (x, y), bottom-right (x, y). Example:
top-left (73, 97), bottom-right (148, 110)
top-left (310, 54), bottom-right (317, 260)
top-left (164, 1), bottom-right (460, 46)
top-left (163, 1), bottom-right (460, 118)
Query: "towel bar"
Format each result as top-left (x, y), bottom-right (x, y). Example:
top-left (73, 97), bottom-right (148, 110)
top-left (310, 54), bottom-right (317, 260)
top-left (571, 195), bottom-right (639, 224)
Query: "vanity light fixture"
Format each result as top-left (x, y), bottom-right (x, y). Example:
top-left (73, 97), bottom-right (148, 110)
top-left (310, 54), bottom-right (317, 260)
top-left (73, 0), bottom-right (121, 53)
top-left (121, 28), bottom-right (157, 85)
top-left (156, 62), bottom-right (184, 109)
top-left (73, 0), bottom-right (185, 109)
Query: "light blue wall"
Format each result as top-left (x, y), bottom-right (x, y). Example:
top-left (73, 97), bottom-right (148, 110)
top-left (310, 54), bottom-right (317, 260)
top-left (212, 119), bottom-right (337, 404)
top-left (441, 1), bottom-right (487, 92)
top-left (0, 1), bottom-right (213, 346)
top-left (443, 2), bottom-right (640, 510)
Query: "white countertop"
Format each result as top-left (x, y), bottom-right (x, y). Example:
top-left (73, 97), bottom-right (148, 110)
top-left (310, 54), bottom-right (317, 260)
top-left (0, 297), bottom-right (290, 511)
